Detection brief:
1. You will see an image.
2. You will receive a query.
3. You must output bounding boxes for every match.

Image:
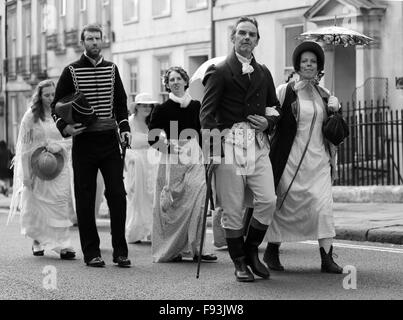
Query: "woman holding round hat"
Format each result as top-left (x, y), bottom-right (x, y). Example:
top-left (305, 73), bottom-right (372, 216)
top-left (264, 41), bottom-right (344, 273)
top-left (8, 80), bottom-right (76, 260)
top-left (125, 93), bottom-right (160, 244)
top-left (148, 66), bottom-right (216, 262)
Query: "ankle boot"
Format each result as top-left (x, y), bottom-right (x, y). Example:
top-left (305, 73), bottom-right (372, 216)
top-left (263, 243), bottom-right (284, 271)
top-left (320, 246), bottom-right (343, 274)
top-left (226, 237), bottom-right (254, 282)
top-left (244, 226), bottom-right (270, 279)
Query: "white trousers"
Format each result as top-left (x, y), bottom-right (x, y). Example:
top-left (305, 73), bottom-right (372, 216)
top-left (214, 141), bottom-right (277, 231)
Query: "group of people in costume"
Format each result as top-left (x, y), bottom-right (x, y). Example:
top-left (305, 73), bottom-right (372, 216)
top-left (8, 16), bottom-right (345, 282)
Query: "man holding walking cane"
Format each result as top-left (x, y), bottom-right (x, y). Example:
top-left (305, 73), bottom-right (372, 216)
top-left (200, 16), bottom-right (281, 282)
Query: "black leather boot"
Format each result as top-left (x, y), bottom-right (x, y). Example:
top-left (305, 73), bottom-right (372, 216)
top-left (244, 225), bottom-right (270, 279)
top-left (263, 243), bottom-right (285, 271)
top-left (320, 246), bottom-right (343, 274)
top-left (226, 237), bottom-right (254, 282)
top-left (233, 257), bottom-right (255, 282)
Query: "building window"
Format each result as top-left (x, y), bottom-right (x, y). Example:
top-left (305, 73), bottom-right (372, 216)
top-left (22, 2), bottom-right (32, 77)
top-left (59, 0), bottom-right (66, 17)
top-left (73, 0), bottom-right (87, 46)
top-left (0, 17), bottom-right (2, 88)
top-left (285, 25), bottom-right (303, 69)
top-left (80, 0), bottom-right (87, 11)
top-left (186, 0), bottom-right (208, 11)
top-left (100, 0), bottom-right (111, 44)
top-left (129, 62), bottom-right (139, 102)
top-left (6, 4), bottom-right (17, 79)
top-left (283, 25), bottom-right (303, 81)
top-left (123, 0), bottom-right (139, 24)
top-left (79, 0), bottom-right (88, 30)
top-left (157, 56), bottom-right (170, 102)
top-left (152, 0), bottom-right (171, 18)
top-left (39, 0), bottom-right (47, 33)
top-left (11, 95), bottom-right (18, 148)
top-left (56, 0), bottom-right (66, 52)
top-left (38, 1), bottom-right (47, 76)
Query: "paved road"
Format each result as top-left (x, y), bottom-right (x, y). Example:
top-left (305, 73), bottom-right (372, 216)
top-left (1, 210), bottom-right (402, 301)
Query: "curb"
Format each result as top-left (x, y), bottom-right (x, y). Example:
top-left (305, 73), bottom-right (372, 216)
top-left (333, 186), bottom-right (403, 203)
top-left (335, 226), bottom-right (403, 245)
top-left (211, 219), bottom-right (403, 245)
top-left (367, 226), bottom-right (403, 244)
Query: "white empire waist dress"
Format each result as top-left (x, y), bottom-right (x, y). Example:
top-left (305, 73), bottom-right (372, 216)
top-left (266, 84), bottom-right (336, 242)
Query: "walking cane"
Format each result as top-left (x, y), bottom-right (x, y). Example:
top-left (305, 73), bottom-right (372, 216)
top-left (196, 160), bottom-right (216, 279)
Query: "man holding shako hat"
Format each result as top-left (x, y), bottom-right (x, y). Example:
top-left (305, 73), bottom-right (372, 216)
top-left (51, 24), bottom-right (131, 268)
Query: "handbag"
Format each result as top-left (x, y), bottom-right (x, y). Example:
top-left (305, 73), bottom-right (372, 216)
top-left (55, 92), bottom-right (97, 127)
top-left (323, 112), bottom-right (349, 146)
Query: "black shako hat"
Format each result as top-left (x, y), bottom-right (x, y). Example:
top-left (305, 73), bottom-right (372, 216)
top-left (55, 92), bottom-right (97, 127)
top-left (292, 41), bottom-right (325, 72)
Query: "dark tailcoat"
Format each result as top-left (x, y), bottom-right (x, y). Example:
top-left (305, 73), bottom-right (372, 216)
top-left (200, 49), bottom-right (280, 133)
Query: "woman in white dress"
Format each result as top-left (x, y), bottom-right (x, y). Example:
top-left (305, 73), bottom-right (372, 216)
top-left (8, 80), bottom-right (76, 259)
top-left (264, 42), bottom-right (344, 273)
top-left (125, 93), bottom-right (160, 243)
top-left (149, 67), bottom-right (217, 263)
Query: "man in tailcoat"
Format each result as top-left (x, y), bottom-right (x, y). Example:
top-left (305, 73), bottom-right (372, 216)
top-left (200, 16), bottom-right (281, 282)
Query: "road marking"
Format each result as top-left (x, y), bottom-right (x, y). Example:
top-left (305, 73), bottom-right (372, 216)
top-left (300, 240), bottom-right (403, 254)
top-left (207, 230), bottom-right (403, 253)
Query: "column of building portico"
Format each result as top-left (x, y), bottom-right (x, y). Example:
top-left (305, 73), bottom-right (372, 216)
top-left (359, 11), bottom-right (384, 106)
top-left (323, 46), bottom-right (335, 95)
top-left (355, 46), bottom-right (366, 105)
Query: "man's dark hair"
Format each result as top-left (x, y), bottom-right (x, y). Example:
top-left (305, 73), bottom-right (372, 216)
top-left (230, 16), bottom-right (260, 41)
top-left (81, 24), bottom-right (103, 41)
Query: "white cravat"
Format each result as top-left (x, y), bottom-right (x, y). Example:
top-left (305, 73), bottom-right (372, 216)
top-left (236, 52), bottom-right (254, 76)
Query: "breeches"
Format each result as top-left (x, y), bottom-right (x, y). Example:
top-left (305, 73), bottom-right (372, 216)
top-left (214, 145), bottom-right (276, 230)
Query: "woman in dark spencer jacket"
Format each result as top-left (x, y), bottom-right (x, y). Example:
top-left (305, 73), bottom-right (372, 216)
top-left (148, 66), bottom-right (217, 263)
top-left (264, 41), bottom-right (344, 274)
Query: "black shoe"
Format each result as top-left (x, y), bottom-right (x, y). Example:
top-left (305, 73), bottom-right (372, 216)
top-left (320, 246), bottom-right (343, 274)
top-left (113, 256), bottom-right (131, 268)
top-left (32, 241), bottom-right (44, 256)
top-left (60, 250), bottom-right (76, 260)
top-left (263, 243), bottom-right (285, 271)
top-left (233, 257), bottom-right (255, 282)
top-left (86, 257), bottom-right (105, 267)
top-left (32, 247), bottom-right (44, 256)
top-left (193, 254), bottom-right (218, 262)
top-left (170, 255), bottom-right (183, 262)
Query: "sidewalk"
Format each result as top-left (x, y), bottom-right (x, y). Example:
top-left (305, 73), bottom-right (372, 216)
top-left (1, 194), bottom-right (402, 245)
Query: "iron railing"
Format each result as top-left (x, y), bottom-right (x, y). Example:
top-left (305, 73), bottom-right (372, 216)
top-left (335, 100), bottom-right (403, 186)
